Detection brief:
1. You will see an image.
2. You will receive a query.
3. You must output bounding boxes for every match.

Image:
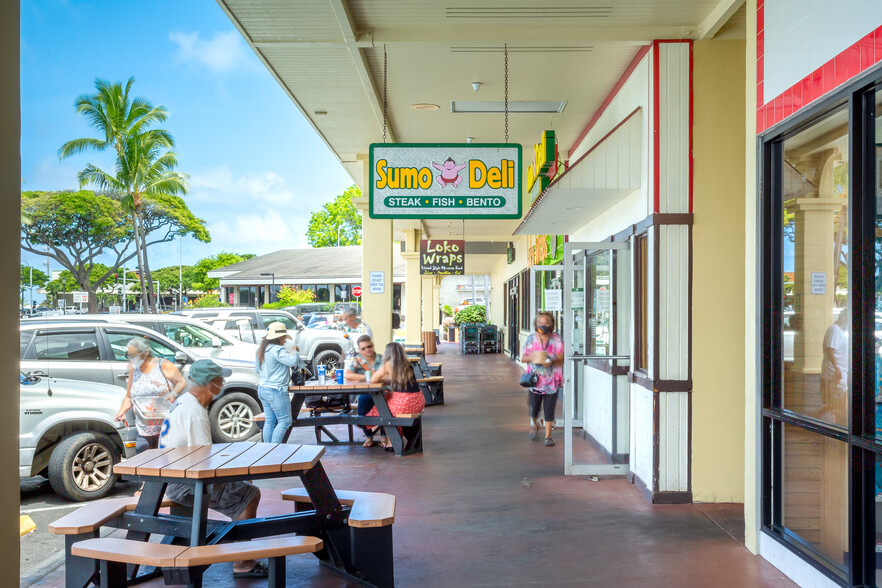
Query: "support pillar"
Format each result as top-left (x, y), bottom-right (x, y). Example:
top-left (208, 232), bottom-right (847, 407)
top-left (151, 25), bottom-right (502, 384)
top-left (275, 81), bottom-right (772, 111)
top-left (401, 229), bottom-right (422, 343)
top-left (432, 277), bottom-right (442, 330)
top-left (421, 276), bottom-right (434, 331)
top-left (353, 160), bottom-right (394, 347)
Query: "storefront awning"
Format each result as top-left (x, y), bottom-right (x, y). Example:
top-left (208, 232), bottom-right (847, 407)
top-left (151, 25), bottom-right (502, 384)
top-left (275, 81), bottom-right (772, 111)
top-left (514, 110), bottom-right (643, 236)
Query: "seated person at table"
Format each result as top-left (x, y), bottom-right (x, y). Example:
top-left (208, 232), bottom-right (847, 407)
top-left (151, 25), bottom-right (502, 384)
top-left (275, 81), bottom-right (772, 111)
top-left (338, 309), bottom-right (371, 358)
top-left (344, 335), bottom-right (385, 446)
top-left (367, 342), bottom-right (425, 450)
top-left (159, 359), bottom-right (267, 579)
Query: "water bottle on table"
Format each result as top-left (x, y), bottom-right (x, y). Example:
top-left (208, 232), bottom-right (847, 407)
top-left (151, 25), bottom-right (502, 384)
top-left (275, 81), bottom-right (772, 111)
top-left (317, 364), bottom-right (326, 385)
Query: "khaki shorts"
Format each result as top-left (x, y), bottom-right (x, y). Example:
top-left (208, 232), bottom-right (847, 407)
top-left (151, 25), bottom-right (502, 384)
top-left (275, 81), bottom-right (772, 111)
top-left (166, 481), bottom-right (259, 520)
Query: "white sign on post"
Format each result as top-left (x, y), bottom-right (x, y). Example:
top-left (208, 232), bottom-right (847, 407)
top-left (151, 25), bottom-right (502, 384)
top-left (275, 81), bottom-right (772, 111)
top-left (369, 271), bottom-right (385, 294)
top-left (72, 292), bottom-right (89, 303)
top-left (544, 289), bottom-right (562, 311)
top-left (811, 272), bottom-right (826, 295)
top-left (109, 306), bottom-right (121, 314)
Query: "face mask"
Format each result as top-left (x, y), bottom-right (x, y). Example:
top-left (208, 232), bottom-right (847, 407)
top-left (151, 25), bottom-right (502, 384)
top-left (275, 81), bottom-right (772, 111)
top-left (130, 354), bottom-right (145, 368)
top-left (209, 379), bottom-right (225, 399)
top-left (538, 325), bottom-right (552, 334)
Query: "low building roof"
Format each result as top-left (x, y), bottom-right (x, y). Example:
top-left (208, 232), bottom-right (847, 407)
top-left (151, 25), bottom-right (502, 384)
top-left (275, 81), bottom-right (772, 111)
top-left (207, 246), bottom-right (405, 284)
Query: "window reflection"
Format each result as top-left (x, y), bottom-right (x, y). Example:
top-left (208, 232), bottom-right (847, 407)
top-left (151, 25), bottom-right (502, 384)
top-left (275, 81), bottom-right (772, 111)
top-left (781, 105), bottom-right (850, 428)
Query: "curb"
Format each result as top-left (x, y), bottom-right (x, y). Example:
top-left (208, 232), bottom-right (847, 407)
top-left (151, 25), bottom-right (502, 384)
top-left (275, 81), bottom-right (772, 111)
top-left (19, 549), bottom-right (65, 588)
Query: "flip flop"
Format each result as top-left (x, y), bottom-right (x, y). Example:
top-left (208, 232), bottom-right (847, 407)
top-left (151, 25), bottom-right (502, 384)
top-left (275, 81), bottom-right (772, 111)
top-left (233, 562), bottom-right (269, 578)
top-left (363, 437), bottom-right (376, 447)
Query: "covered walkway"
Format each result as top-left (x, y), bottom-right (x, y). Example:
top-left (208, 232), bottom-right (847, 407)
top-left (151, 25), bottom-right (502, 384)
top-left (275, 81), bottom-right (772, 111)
top-left (35, 345), bottom-right (791, 587)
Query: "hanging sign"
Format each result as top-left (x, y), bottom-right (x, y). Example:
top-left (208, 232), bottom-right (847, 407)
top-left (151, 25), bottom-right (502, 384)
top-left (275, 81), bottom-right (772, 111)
top-left (526, 130), bottom-right (557, 195)
top-left (369, 143), bottom-right (522, 219)
top-left (420, 239), bottom-right (465, 275)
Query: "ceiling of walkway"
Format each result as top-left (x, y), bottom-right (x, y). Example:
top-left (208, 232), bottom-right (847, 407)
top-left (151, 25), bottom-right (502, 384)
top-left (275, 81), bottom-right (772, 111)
top-left (218, 0), bottom-right (745, 240)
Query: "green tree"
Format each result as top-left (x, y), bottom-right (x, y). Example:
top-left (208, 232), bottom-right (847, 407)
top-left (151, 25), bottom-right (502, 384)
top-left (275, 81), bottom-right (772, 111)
top-left (20, 265), bottom-right (49, 309)
top-left (151, 265), bottom-right (199, 307)
top-left (21, 190), bottom-right (207, 312)
top-left (192, 293), bottom-right (230, 308)
top-left (59, 77), bottom-right (190, 313)
top-left (191, 253), bottom-right (255, 291)
top-left (263, 286), bottom-right (316, 309)
top-left (306, 185), bottom-right (363, 247)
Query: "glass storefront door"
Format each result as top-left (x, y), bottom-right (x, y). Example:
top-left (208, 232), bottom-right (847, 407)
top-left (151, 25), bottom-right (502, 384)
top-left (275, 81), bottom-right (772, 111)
top-left (563, 241), bottom-right (630, 476)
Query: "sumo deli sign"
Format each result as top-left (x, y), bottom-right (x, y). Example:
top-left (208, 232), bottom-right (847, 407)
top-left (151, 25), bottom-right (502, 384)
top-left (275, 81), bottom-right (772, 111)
top-left (419, 239), bottom-right (464, 275)
top-left (369, 143), bottom-right (522, 219)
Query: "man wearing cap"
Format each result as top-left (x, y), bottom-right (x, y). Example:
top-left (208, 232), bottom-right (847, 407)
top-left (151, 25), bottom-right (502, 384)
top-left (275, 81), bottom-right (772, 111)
top-left (160, 359), bottom-right (267, 578)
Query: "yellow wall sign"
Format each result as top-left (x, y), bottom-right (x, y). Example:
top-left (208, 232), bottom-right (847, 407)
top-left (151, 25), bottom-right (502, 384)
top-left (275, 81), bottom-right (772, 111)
top-left (369, 143), bottom-right (522, 219)
top-left (526, 130), bottom-right (557, 194)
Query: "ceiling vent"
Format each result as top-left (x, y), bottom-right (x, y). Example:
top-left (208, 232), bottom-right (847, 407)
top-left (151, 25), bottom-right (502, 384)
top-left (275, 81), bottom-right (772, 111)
top-left (451, 100), bottom-right (567, 114)
top-left (451, 46), bottom-right (593, 53)
top-left (446, 6), bottom-right (612, 19)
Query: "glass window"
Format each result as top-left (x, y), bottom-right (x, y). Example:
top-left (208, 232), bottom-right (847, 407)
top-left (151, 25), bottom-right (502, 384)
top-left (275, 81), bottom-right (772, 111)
top-left (263, 314), bottom-right (297, 331)
top-left (780, 105), bottom-right (850, 428)
top-left (20, 331), bottom-right (32, 358)
top-left (635, 234), bottom-right (648, 371)
top-left (106, 331), bottom-right (177, 362)
top-left (162, 323), bottom-right (227, 347)
top-left (315, 285), bottom-right (330, 302)
top-left (587, 251), bottom-right (611, 355)
top-left (33, 331), bottom-right (99, 361)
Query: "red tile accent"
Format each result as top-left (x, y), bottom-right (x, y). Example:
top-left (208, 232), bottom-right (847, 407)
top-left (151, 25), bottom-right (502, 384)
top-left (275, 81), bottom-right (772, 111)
top-left (756, 108), bottom-right (765, 135)
top-left (802, 77), bottom-right (813, 107)
top-left (757, 4), bottom-right (764, 33)
top-left (757, 56), bottom-right (764, 82)
top-left (791, 81), bottom-right (802, 113)
top-left (845, 44), bottom-right (861, 81)
top-left (757, 81), bottom-right (764, 109)
top-left (860, 34), bottom-right (874, 70)
top-left (876, 28), bottom-right (882, 60)
top-left (757, 35), bottom-right (764, 60)
top-left (822, 60), bottom-right (835, 94)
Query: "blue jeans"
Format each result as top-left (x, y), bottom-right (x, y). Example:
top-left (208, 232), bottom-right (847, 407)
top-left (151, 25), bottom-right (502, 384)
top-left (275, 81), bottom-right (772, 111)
top-left (258, 385), bottom-right (292, 443)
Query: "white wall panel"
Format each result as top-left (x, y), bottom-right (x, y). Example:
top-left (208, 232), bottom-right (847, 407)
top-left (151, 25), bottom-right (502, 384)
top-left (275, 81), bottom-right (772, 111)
top-left (633, 385), bottom-right (653, 485)
top-left (658, 225), bottom-right (690, 381)
top-left (659, 391), bottom-right (689, 492)
top-left (584, 366), bottom-right (614, 453)
top-left (763, 0), bottom-right (882, 103)
top-left (657, 43), bottom-right (690, 214)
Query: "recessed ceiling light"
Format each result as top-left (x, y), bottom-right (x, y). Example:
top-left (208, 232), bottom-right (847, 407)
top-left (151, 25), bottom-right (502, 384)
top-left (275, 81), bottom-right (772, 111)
top-left (410, 103), bottom-right (440, 111)
top-left (565, 207), bottom-right (582, 211)
top-left (314, 110), bottom-right (328, 115)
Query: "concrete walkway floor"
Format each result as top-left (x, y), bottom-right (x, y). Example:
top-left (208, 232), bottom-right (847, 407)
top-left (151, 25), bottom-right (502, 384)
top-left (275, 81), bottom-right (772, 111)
top-left (31, 343), bottom-right (793, 587)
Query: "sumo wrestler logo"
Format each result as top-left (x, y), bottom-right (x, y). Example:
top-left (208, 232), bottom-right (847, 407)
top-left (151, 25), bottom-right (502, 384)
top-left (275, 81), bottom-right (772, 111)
top-left (431, 158), bottom-right (466, 188)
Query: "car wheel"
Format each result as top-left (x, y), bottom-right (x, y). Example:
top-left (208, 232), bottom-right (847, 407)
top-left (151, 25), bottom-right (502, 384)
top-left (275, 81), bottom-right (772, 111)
top-left (312, 348), bottom-right (342, 374)
top-left (208, 392), bottom-right (260, 443)
top-left (48, 432), bottom-right (121, 502)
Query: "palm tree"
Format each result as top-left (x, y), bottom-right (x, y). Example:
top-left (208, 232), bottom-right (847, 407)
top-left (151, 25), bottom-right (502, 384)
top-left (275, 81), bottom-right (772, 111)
top-left (77, 132), bottom-right (189, 312)
top-left (59, 78), bottom-right (182, 312)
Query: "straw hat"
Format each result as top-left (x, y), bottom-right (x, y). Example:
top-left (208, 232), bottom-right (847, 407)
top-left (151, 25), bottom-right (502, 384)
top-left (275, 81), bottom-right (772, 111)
top-left (265, 322), bottom-right (288, 341)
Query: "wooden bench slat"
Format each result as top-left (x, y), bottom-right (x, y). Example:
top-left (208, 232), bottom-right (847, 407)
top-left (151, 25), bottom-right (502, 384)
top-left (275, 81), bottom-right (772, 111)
top-left (137, 446), bottom-right (204, 477)
top-left (281, 488), bottom-right (396, 528)
top-left (175, 536), bottom-right (323, 567)
top-left (184, 443), bottom-right (256, 479)
top-left (396, 413), bottom-right (423, 419)
top-left (211, 443), bottom-right (277, 477)
top-left (281, 445), bottom-right (325, 472)
top-left (418, 376), bottom-right (444, 383)
top-left (71, 538), bottom-right (186, 567)
top-left (157, 444), bottom-right (231, 478)
top-left (428, 363), bottom-right (442, 367)
top-left (49, 496), bottom-right (179, 535)
top-left (249, 443), bottom-right (303, 475)
top-left (113, 447), bottom-right (175, 476)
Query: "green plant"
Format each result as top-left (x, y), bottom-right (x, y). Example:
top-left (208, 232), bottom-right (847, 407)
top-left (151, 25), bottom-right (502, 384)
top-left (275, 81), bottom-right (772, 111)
top-left (192, 293), bottom-right (229, 308)
top-left (453, 304), bottom-right (485, 325)
top-left (442, 304), bottom-right (453, 317)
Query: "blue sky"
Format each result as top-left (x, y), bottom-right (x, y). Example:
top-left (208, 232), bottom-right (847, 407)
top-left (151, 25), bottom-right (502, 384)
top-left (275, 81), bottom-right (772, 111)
top-left (21, 0), bottom-right (353, 273)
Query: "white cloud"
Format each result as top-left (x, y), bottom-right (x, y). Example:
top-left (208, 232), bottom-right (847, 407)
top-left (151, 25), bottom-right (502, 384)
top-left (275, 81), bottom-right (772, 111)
top-left (169, 30), bottom-right (255, 74)
top-left (188, 166), bottom-right (299, 206)
top-left (209, 210), bottom-right (309, 253)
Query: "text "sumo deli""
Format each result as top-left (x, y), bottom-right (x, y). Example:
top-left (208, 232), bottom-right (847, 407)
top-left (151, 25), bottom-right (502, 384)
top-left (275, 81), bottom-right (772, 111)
top-left (375, 159), bottom-right (516, 190)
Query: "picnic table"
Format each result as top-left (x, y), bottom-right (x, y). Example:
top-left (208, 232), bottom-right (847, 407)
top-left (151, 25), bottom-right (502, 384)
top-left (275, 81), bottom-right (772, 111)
top-left (284, 383), bottom-right (424, 456)
top-left (53, 442), bottom-right (394, 587)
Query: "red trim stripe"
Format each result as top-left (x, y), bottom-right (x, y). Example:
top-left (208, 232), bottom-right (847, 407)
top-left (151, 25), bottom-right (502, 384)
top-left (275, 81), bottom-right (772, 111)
top-left (652, 41), bottom-right (660, 214)
top-left (568, 45), bottom-right (650, 157)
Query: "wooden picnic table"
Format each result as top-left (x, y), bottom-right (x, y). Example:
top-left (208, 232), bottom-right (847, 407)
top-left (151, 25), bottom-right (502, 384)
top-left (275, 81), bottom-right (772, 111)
top-left (285, 383), bottom-right (423, 455)
top-left (61, 442), bottom-right (364, 587)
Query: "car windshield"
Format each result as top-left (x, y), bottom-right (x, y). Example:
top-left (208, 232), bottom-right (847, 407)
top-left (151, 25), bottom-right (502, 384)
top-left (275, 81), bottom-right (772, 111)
top-left (106, 331), bottom-right (178, 362)
top-left (163, 322), bottom-right (229, 347)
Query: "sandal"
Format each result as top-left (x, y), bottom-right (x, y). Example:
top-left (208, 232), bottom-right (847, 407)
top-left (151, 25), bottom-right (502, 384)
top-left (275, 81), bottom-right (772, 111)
top-left (233, 562), bottom-right (269, 578)
top-left (528, 425), bottom-right (538, 441)
top-left (363, 437), bottom-right (376, 447)
top-left (378, 437), bottom-right (392, 450)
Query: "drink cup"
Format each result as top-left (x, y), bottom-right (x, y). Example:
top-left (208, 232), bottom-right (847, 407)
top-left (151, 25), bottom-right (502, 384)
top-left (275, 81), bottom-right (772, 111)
top-left (335, 368), bottom-right (344, 384)
top-left (365, 370), bottom-right (372, 384)
top-left (533, 350), bottom-right (548, 364)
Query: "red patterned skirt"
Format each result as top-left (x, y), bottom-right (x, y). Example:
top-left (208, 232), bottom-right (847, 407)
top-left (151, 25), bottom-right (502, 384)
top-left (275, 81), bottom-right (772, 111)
top-left (367, 392), bottom-right (425, 416)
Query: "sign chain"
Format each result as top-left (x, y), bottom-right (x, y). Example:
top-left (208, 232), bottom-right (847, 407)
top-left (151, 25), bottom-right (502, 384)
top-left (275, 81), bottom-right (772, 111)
top-left (383, 45), bottom-right (388, 143)
top-left (504, 43), bottom-right (509, 143)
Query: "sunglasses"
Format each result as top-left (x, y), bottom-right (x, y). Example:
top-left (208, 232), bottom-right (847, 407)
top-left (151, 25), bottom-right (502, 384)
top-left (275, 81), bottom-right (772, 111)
top-left (360, 345), bottom-right (374, 351)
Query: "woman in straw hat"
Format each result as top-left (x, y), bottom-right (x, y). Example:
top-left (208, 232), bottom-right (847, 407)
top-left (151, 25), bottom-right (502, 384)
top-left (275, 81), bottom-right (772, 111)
top-left (255, 321), bottom-right (304, 442)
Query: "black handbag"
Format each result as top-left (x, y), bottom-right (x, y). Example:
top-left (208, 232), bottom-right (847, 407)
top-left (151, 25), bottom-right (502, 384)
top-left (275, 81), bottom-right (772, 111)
top-left (519, 370), bottom-right (539, 388)
top-left (290, 366), bottom-right (308, 387)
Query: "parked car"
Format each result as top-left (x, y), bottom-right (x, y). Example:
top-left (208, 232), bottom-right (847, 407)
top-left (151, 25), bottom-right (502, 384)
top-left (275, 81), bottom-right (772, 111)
top-left (285, 303), bottom-right (332, 325)
top-left (179, 308), bottom-right (349, 373)
top-left (19, 322), bottom-right (262, 444)
top-left (307, 313), bottom-right (337, 329)
top-left (20, 370), bottom-right (138, 501)
top-left (332, 302), bottom-right (360, 314)
top-left (24, 313), bottom-right (259, 363)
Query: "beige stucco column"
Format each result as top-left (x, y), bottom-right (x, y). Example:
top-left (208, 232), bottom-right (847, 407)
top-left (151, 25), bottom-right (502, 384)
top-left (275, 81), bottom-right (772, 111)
top-left (401, 229), bottom-right (422, 342)
top-left (0, 0), bottom-right (19, 575)
top-left (421, 276), bottom-right (435, 331)
top-left (353, 162), bottom-right (394, 347)
top-left (432, 277), bottom-right (442, 330)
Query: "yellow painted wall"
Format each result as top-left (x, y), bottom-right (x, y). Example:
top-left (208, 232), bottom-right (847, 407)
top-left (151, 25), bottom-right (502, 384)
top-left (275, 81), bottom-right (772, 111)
top-left (691, 38), bottom-right (747, 502)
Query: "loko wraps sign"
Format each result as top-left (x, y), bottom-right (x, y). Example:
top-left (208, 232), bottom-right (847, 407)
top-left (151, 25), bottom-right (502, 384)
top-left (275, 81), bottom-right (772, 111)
top-left (420, 239), bottom-right (465, 275)
top-left (369, 143), bottom-right (522, 219)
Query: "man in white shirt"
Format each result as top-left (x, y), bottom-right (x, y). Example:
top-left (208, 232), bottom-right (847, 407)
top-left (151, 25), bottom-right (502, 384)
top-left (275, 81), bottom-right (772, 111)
top-left (159, 359), bottom-right (267, 578)
top-left (822, 309), bottom-right (850, 422)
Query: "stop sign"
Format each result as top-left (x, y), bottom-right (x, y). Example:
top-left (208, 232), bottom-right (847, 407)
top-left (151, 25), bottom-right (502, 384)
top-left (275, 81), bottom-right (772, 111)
top-left (352, 286), bottom-right (363, 297)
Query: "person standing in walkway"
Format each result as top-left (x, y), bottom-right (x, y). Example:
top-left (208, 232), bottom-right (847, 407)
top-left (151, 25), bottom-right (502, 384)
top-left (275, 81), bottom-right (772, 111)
top-left (115, 337), bottom-right (186, 453)
top-left (520, 312), bottom-right (564, 446)
top-left (255, 322), bottom-right (304, 443)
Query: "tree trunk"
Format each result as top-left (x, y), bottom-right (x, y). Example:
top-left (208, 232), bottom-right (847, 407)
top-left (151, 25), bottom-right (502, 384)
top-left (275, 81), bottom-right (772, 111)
top-left (137, 212), bottom-right (158, 313)
top-left (131, 211), bottom-right (148, 313)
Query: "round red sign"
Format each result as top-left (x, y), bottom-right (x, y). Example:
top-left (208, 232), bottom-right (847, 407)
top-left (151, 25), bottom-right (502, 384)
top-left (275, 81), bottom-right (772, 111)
top-left (352, 286), bottom-right (362, 297)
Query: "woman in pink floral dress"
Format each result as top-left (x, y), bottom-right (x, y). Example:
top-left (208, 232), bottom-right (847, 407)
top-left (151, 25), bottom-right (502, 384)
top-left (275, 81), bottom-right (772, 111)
top-left (520, 312), bottom-right (564, 446)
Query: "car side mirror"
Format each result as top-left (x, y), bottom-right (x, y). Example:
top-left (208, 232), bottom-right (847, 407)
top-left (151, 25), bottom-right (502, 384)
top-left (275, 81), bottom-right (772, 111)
top-left (211, 337), bottom-right (222, 348)
top-left (174, 351), bottom-right (189, 364)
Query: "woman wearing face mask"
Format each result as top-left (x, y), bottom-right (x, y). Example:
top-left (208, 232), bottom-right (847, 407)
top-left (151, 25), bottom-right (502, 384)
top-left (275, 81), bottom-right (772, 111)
top-left (255, 322), bottom-right (304, 443)
top-left (114, 337), bottom-right (186, 452)
top-left (520, 312), bottom-right (564, 446)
